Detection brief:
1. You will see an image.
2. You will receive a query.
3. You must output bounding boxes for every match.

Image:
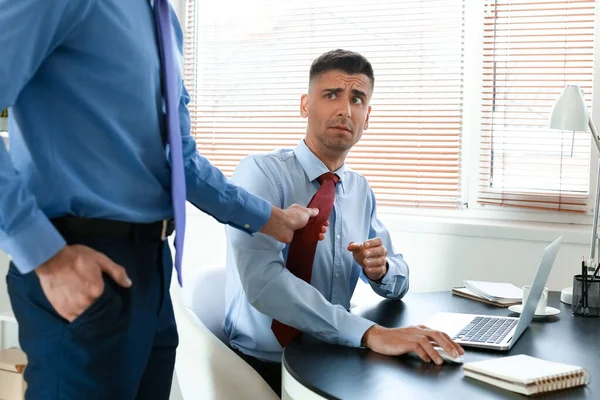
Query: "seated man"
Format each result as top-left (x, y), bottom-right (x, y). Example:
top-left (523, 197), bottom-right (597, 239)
top-left (223, 49), bottom-right (463, 396)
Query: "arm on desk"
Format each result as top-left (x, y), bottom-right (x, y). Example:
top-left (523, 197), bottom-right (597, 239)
top-left (361, 324), bottom-right (464, 365)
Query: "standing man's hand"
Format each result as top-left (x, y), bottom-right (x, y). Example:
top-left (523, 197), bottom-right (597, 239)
top-left (260, 204), bottom-right (326, 243)
top-left (361, 325), bottom-right (464, 365)
top-left (348, 238), bottom-right (388, 281)
top-left (35, 245), bottom-right (132, 322)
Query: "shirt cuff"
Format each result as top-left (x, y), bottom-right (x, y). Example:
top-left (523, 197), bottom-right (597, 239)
top-left (0, 210), bottom-right (66, 274)
top-left (227, 191), bottom-right (272, 234)
top-left (336, 312), bottom-right (377, 348)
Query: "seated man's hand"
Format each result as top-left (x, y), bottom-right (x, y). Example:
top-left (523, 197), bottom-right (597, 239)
top-left (348, 238), bottom-right (388, 281)
top-left (361, 325), bottom-right (464, 365)
top-left (260, 204), bottom-right (327, 243)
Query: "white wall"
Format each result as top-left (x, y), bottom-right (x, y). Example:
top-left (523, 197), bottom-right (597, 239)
top-left (171, 0), bottom-right (187, 25)
top-left (0, 252), bottom-right (18, 348)
top-left (181, 204), bottom-right (590, 294)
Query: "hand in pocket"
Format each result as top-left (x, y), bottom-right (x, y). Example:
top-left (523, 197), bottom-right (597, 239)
top-left (35, 244), bottom-right (132, 322)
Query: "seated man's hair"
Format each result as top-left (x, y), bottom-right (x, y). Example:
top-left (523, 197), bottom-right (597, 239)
top-left (309, 49), bottom-right (375, 88)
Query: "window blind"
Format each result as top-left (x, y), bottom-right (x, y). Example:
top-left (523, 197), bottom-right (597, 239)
top-left (479, 0), bottom-right (596, 212)
top-left (183, 0), bottom-right (465, 208)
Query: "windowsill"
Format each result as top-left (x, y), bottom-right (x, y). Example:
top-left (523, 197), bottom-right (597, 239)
top-left (186, 202), bottom-right (592, 245)
top-left (379, 211), bottom-right (590, 245)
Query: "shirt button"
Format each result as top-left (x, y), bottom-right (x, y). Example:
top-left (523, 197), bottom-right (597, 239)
top-left (335, 273), bottom-right (339, 278)
top-left (336, 234), bottom-right (341, 239)
top-left (244, 224), bottom-right (250, 229)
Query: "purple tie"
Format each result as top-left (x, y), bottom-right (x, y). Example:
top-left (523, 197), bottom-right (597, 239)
top-left (154, 0), bottom-right (186, 285)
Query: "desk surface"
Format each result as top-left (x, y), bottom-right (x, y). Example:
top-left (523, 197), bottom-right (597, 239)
top-left (283, 291), bottom-right (600, 399)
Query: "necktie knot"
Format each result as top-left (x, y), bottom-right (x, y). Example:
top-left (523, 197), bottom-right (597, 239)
top-left (317, 172), bottom-right (340, 186)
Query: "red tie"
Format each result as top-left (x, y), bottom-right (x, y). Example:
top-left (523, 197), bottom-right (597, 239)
top-left (271, 172), bottom-right (340, 347)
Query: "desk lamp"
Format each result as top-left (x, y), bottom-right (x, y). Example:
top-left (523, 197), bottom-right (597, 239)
top-left (549, 85), bottom-right (598, 305)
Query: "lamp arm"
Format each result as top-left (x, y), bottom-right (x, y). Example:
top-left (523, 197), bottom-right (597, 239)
top-left (589, 116), bottom-right (600, 270)
top-left (590, 117), bottom-right (599, 153)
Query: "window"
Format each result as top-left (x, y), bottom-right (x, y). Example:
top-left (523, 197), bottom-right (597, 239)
top-left (478, 0), bottom-right (596, 212)
top-left (183, 0), bottom-right (597, 213)
top-left (184, 0), bottom-right (465, 208)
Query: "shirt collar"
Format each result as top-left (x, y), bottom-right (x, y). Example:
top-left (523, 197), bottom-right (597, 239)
top-left (293, 140), bottom-right (346, 193)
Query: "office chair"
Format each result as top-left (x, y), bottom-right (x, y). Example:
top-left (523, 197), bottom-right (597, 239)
top-left (170, 265), bottom-right (278, 400)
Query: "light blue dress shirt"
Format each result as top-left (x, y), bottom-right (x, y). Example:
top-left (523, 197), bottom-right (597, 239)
top-left (224, 140), bottom-right (410, 362)
top-left (0, 0), bottom-right (272, 274)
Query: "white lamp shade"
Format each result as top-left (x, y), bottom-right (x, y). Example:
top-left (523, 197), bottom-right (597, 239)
top-left (549, 85), bottom-right (589, 131)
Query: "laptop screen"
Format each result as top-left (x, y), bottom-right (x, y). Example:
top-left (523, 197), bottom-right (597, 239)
top-left (509, 236), bottom-right (562, 346)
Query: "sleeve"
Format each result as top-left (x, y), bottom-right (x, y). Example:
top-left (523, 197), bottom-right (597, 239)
top-left (362, 189), bottom-right (410, 299)
top-left (169, 7), bottom-right (271, 234)
top-left (0, 0), bottom-right (94, 273)
top-left (227, 156), bottom-right (376, 348)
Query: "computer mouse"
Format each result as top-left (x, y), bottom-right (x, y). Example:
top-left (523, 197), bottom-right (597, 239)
top-left (434, 347), bottom-right (464, 364)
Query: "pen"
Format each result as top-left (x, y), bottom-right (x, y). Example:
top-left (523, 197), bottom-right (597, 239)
top-left (581, 261), bottom-right (587, 312)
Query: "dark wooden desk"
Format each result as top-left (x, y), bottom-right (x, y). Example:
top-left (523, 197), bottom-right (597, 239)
top-left (283, 291), bottom-right (600, 399)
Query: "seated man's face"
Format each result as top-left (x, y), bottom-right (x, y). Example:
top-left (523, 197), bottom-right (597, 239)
top-left (301, 69), bottom-right (372, 154)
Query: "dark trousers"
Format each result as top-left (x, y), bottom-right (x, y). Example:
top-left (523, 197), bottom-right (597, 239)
top-left (6, 227), bottom-right (178, 399)
top-left (232, 347), bottom-right (282, 398)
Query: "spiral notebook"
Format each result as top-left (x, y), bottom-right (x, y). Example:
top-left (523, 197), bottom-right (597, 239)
top-left (462, 355), bottom-right (590, 396)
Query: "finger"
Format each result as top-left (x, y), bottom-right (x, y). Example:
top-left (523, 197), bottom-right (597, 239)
top-left (347, 242), bottom-right (363, 252)
top-left (97, 254), bottom-right (132, 288)
top-left (307, 207), bottom-right (319, 217)
top-left (426, 330), bottom-right (460, 359)
top-left (61, 298), bottom-right (80, 323)
top-left (363, 237), bottom-right (383, 249)
top-left (363, 246), bottom-right (386, 259)
top-left (319, 224), bottom-right (327, 240)
top-left (66, 293), bottom-right (93, 323)
top-left (86, 278), bottom-right (104, 300)
top-left (365, 255), bottom-right (387, 266)
top-left (364, 265), bottom-right (386, 276)
top-left (417, 336), bottom-right (443, 365)
top-left (441, 331), bottom-right (464, 355)
top-left (411, 345), bottom-right (431, 363)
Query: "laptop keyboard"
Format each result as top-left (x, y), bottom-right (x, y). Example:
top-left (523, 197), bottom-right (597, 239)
top-left (452, 317), bottom-right (518, 344)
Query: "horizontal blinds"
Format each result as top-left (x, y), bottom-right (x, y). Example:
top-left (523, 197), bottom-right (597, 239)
top-left (184, 0), bottom-right (465, 208)
top-left (479, 0), bottom-right (596, 212)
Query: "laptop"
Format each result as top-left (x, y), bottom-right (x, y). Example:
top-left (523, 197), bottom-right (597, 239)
top-left (425, 236), bottom-right (562, 351)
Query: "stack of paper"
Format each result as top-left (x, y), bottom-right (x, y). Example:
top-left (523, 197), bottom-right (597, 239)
top-left (451, 280), bottom-right (523, 307)
top-left (464, 280), bottom-right (522, 302)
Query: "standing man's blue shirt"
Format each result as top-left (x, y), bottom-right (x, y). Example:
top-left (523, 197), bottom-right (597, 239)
top-left (0, 0), bottom-right (271, 274)
top-left (224, 140), bottom-right (410, 363)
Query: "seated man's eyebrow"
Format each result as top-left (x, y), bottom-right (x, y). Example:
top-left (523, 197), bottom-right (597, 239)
top-left (322, 88), bottom-right (367, 99)
top-left (352, 89), bottom-right (367, 98)
top-left (322, 88), bottom-right (344, 94)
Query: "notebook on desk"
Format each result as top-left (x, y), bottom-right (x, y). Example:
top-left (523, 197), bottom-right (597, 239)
top-left (462, 355), bottom-right (589, 396)
top-left (451, 287), bottom-right (521, 307)
top-left (463, 280), bottom-right (522, 302)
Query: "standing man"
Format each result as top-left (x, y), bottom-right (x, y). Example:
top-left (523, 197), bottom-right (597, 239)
top-left (0, 1), bottom-right (317, 398)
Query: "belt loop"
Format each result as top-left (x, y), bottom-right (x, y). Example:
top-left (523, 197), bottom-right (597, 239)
top-left (160, 220), bottom-right (168, 241)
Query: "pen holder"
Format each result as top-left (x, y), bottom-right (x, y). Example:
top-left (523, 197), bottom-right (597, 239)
top-left (572, 274), bottom-right (600, 317)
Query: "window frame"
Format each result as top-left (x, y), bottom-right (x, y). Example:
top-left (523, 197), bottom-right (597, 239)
top-left (460, 0), bottom-right (600, 225)
top-left (181, 0), bottom-right (600, 226)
